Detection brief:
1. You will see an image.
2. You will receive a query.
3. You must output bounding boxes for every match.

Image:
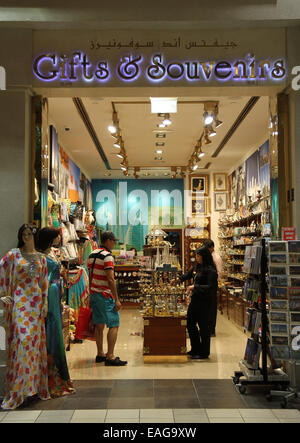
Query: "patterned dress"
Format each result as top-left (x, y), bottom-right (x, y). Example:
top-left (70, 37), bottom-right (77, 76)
top-left (45, 256), bottom-right (75, 397)
top-left (0, 249), bottom-right (50, 410)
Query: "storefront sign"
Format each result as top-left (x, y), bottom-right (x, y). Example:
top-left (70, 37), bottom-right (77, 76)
top-left (0, 66), bottom-right (6, 90)
top-left (282, 227), bottom-right (297, 241)
top-left (32, 52), bottom-right (286, 84)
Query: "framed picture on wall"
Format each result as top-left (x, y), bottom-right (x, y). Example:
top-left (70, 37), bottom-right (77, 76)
top-left (191, 197), bottom-right (206, 215)
top-left (50, 125), bottom-right (60, 194)
top-left (213, 173), bottom-right (227, 191)
top-left (189, 175), bottom-right (209, 196)
top-left (214, 192), bottom-right (227, 211)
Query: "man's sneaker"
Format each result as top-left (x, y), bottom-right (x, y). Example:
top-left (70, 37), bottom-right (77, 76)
top-left (105, 357), bottom-right (127, 366)
top-left (95, 355), bottom-right (106, 363)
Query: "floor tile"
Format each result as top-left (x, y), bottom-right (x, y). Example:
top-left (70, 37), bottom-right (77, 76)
top-left (173, 408), bottom-right (207, 416)
top-left (239, 409), bottom-right (276, 418)
top-left (2, 410), bottom-right (42, 421)
top-left (60, 397), bottom-right (109, 410)
top-left (140, 419), bottom-right (175, 423)
top-left (35, 417), bottom-right (72, 423)
top-left (0, 420), bottom-right (37, 423)
top-left (243, 418), bottom-right (280, 423)
top-left (209, 418), bottom-right (245, 423)
top-left (154, 397), bottom-right (200, 409)
top-left (70, 418), bottom-right (106, 423)
top-left (108, 396), bottom-right (155, 409)
top-left (72, 409), bottom-right (107, 419)
top-left (38, 410), bottom-right (74, 419)
top-left (175, 417), bottom-right (210, 423)
top-left (0, 412), bottom-right (8, 422)
top-left (272, 409), bottom-right (300, 418)
top-left (140, 409), bottom-right (173, 419)
top-left (106, 409), bottom-right (139, 419)
top-left (278, 419), bottom-right (300, 423)
top-left (70, 388), bottom-right (112, 398)
top-left (105, 419), bottom-right (140, 423)
top-left (206, 408), bottom-right (242, 418)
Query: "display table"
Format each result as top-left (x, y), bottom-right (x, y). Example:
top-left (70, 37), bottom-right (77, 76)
top-left (143, 315), bottom-right (187, 363)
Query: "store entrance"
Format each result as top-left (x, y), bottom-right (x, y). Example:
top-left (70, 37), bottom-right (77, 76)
top-left (34, 88), bottom-right (280, 383)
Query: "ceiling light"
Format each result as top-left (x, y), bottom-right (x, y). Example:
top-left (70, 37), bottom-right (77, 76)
top-left (192, 164), bottom-right (199, 171)
top-left (162, 114), bottom-right (172, 126)
top-left (156, 133), bottom-right (166, 138)
top-left (116, 153), bottom-right (124, 159)
top-left (113, 140), bottom-right (121, 148)
top-left (164, 172), bottom-right (170, 176)
top-left (156, 149), bottom-right (163, 154)
top-left (108, 125), bottom-right (117, 134)
top-left (198, 150), bottom-right (205, 158)
top-left (204, 112), bottom-right (214, 126)
top-left (207, 126), bottom-right (216, 137)
top-left (156, 142), bottom-right (165, 146)
top-left (204, 134), bottom-right (212, 145)
top-left (158, 123), bottom-right (166, 128)
top-left (215, 119), bottom-right (223, 128)
top-left (121, 166), bottom-right (127, 171)
top-left (150, 97), bottom-right (177, 114)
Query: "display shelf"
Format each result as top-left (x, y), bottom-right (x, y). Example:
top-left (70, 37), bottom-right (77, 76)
top-left (115, 265), bottom-right (140, 306)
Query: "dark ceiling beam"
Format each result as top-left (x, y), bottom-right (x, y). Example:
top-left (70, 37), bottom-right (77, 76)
top-left (211, 96), bottom-right (260, 158)
top-left (72, 97), bottom-right (111, 170)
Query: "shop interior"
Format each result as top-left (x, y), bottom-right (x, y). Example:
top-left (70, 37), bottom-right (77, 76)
top-left (36, 91), bottom-right (276, 382)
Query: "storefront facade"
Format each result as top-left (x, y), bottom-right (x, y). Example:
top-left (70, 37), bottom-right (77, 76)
top-left (0, 22), bottom-right (299, 256)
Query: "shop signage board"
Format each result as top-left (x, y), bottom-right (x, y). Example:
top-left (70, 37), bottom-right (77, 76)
top-left (282, 227), bottom-right (297, 241)
top-left (32, 28), bottom-right (287, 88)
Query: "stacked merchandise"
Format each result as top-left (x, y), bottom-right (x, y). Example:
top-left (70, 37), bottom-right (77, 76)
top-left (268, 240), bottom-right (300, 363)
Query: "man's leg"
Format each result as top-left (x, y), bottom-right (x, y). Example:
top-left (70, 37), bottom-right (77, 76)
top-left (106, 326), bottom-right (119, 360)
top-left (95, 323), bottom-right (106, 357)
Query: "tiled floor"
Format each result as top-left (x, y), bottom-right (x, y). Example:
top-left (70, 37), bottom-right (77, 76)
top-left (1, 408), bottom-right (300, 423)
top-left (66, 310), bottom-right (248, 380)
top-left (2, 379), bottom-right (299, 411)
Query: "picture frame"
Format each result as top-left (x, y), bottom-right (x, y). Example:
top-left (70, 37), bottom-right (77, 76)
top-left (190, 175), bottom-right (209, 196)
top-left (214, 192), bottom-right (227, 212)
top-left (50, 125), bottom-right (60, 194)
top-left (213, 173), bottom-right (227, 191)
top-left (191, 197), bottom-right (211, 216)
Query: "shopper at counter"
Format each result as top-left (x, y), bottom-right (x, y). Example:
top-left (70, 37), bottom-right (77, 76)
top-left (88, 231), bottom-right (127, 366)
top-left (37, 227), bottom-right (75, 398)
top-left (0, 224), bottom-right (50, 409)
top-left (177, 246), bottom-right (218, 360)
top-left (203, 239), bottom-right (222, 337)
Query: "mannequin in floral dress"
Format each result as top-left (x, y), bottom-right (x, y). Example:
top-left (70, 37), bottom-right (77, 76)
top-left (0, 224), bottom-right (50, 409)
top-left (37, 227), bottom-right (75, 397)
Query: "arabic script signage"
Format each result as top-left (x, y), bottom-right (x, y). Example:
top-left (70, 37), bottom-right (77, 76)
top-left (33, 52), bottom-right (286, 84)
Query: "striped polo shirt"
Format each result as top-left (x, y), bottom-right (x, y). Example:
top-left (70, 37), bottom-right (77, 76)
top-left (88, 247), bottom-right (115, 299)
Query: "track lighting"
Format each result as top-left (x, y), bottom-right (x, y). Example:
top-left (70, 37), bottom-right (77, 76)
top-left (162, 114), bottom-right (172, 126)
top-left (207, 126), bottom-right (216, 137)
top-left (108, 125), bottom-right (117, 134)
top-left (116, 152), bottom-right (124, 159)
top-left (192, 164), bottom-right (199, 171)
top-left (113, 140), bottom-right (121, 148)
top-left (204, 111), bottom-right (214, 126)
top-left (204, 134), bottom-right (212, 145)
top-left (215, 119), bottom-right (223, 128)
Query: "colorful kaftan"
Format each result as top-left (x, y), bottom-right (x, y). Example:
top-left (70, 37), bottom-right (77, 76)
top-left (45, 256), bottom-right (75, 397)
top-left (0, 249), bottom-right (50, 410)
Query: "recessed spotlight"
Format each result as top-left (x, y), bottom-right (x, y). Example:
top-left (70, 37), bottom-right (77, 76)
top-left (156, 133), bottom-right (166, 138)
top-left (193, 164), bottom-right (199, 171)
top-left (113, 141), bottom-right (121, 148)
top-left (156, 142), bottom-right (165, 147)
top-left (116, 153), bottom-right (124, 159)
top-left (156, 149), bottom-right (163, 154)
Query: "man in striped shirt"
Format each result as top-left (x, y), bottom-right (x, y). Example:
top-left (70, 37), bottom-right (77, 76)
top-left (88, 231), bottom-right (127, 366)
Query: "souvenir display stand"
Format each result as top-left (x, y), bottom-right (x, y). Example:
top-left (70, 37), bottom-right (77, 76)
top-left (232, 239), bottom-right (290, 395)
top-left (266, 240), bottom-right (300, 407)
top-left (141, 265), bottom-right (187, 363)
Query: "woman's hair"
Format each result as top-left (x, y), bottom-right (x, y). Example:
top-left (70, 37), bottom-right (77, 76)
top-left (17, 223), bottom-right (38, 248)
top-left (195, 246), bottom-right (215, 269)
top-left (36, 227), bottom-right (60, 252)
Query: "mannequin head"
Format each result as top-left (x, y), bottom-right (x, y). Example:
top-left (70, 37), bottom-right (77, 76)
top-left (17, 224), bottom-right (38, 249)
top-left (37, 227), bottom-right (61, 252)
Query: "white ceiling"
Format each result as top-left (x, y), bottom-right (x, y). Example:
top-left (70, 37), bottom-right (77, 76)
top-left (48, 95), bottom-right (269, 180)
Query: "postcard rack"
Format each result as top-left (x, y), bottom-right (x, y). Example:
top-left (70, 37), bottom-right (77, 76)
top-left (232, 239), bottom-right (290, 395)
top-left (266, 239), bottom-right (300, 408)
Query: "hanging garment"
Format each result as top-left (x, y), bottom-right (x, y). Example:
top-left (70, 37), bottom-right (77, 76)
top-left (65, 269), bottom-right (88, 322)
top-left (45, 256), bottom-right (75, 398)
top-left (0, 249), bottom-right (50, 410)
